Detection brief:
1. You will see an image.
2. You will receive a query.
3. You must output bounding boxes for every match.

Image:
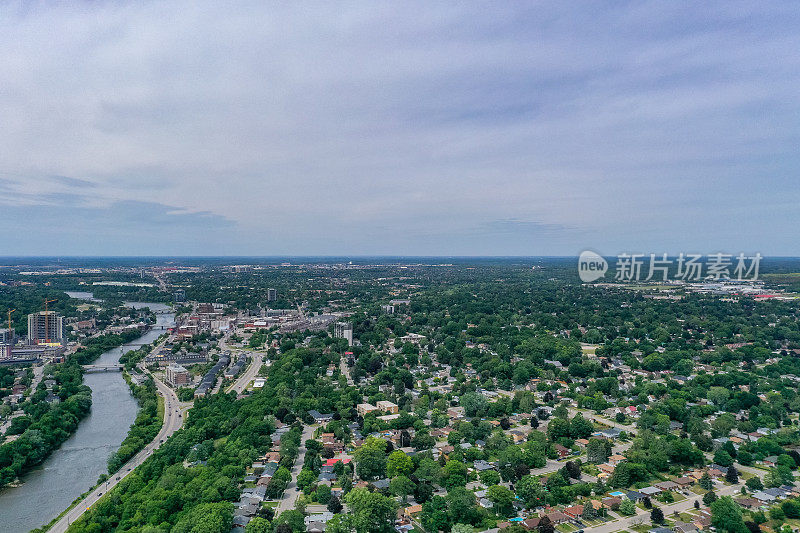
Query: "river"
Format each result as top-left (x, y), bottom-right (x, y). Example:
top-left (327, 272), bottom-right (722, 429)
top-left (0, 294), bottom-right (174, 533)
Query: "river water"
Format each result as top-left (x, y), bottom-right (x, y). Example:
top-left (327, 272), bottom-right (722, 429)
top-left (0, 295), bottom-right (174, 533)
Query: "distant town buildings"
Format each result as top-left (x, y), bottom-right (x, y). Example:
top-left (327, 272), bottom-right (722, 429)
top-left (334, 322), bottom-right (353, 346)
top-left (165, 363), bottom-right (191, 387)
top-left (27, 311), bottom-right (63, 344)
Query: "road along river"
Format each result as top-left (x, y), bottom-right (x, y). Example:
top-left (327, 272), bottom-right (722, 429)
top-left (0, 295), bottom-right (174, 533)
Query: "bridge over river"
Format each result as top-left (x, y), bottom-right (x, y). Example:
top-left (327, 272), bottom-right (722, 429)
top-left (81, 364), bottom-right (124, 373)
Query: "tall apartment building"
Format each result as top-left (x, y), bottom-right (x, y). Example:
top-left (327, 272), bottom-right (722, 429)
top-left (174, 289), bottom-right (186, 303)
top-left (28, 311), bottom-right (63, 344)
top-left (267, 288), bottom-right (277, 302)
top-left (334, 321), bottom-right (353, 346)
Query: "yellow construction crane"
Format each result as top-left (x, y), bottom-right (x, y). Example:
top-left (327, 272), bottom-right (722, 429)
top-left (43, 299), bottom-right (57, 343)
top-left (6, 308), bottom-right (14, 339)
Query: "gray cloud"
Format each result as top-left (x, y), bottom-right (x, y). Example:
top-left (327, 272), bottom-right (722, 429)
top-left (0, 2), bottom-right (798, 255)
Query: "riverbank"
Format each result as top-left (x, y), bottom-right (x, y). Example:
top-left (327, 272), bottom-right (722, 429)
top-left (106, 371), bottom-right (163, 474)
top-left (0, 360), bottom-right (91, 489)
top-left (0, 300), bottom-right (174, 533)
top-left (0, 329), bottom-right (146, 491)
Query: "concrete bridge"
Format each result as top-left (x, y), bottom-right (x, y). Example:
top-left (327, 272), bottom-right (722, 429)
top-left (82, 364), bottom-right (124, 373)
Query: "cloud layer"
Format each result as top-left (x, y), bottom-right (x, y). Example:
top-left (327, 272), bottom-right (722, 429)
top-left (1, 2), bottom-right (799, 255)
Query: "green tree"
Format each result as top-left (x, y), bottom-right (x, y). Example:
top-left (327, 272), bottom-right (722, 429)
top-left (618, 499), bottom-right (636, 516)
top-left (725, 466), bottom-right (739, 484)
top-left (745, 477), bottom-right (763, 491)
top-left (487, 484), bottom-right (514, 517)
top-left (354, 437), bottom-right (387, 481)
top-left (273, 510), bottom-right (305, 532)
top-left (446, 486), bottom-right (478, 524)
top-left (173, 502), bottom-right (233, 533)
top-left (480, 469), bottom-right (501, 486)
top-left (710, 496), bottom-right (748, 533)
top-left (297, 468), bottom-right (316, 490)
top-left (387, 450), bottom-right (413, 478)
top-left (781, 500), bottom-right (800, 519)
top-left (316, 484), bottom-right (332, 504)
top-left (461, 392), bottom-right (488, 417)
top-left (441, 460), bottom-right (468, 489)
top-left (345, 487), bottom-right (398, 533)
top-left (586, 438), bottom-right (611, 464)
top-left (245, 517), bottom-right (270, 533)
top-left (390, 475), bottom-right (415, 502)
top-left (714, 449), bottom-right (734, 467)
top-left (517, 475), bottom-right (547, 509)
top-left (414, 458), bottom-right (441, 485)
top-left (651, 507), bottom-right (664, 524)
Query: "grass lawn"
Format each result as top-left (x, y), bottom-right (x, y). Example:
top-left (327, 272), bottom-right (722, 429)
top-left (556, 523), bottom-right (579, 533)
top-left (669, 492), bottom-right (687, 503)
top-left (583, 516), bottom-right (614, 526)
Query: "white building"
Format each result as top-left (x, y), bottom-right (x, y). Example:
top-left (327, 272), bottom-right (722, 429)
top-left (334, 322), bottom-right (353, 346)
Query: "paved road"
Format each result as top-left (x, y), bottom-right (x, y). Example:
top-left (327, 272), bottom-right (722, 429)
top-left (585, 478), bottom-right (747, 533)
top-left (568, 407), bottom-right (638, 436)
top-left (228, 353), bottom-right (263, 394)
top-left (527, 440), bottom-right (632, 477)
top-left (276, 424), bottom-right (316, 514)
top-left (583, 458), bottom-right (768, 533)
top-left (340, 353), bottom-right (354, 386)
top-left (49, 371), bottom-right (189, 533)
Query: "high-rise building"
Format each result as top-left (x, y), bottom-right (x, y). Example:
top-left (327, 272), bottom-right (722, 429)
top-left (334, 321), bottom-right (353, 346)
top-left (174, 289), bottom-right (186, 303)
top-left (0, 328), bottom-right (14, 343)
top-left (267, 288), bottom-right (277, 302)
top-left (28, 311), bottom-right (63, 344)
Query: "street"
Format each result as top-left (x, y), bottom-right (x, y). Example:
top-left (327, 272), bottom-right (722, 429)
top-left (228, 353), bottom-right (263, 394)
top-left (276, 424), bottom-right (316, 514)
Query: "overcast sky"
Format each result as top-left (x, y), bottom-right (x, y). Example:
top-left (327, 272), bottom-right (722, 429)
top-left (1, 2), bottom-right (799, 256)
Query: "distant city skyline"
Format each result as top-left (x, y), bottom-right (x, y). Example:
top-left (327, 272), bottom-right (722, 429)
top-left (1, 2), bottom-right (799, 256)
